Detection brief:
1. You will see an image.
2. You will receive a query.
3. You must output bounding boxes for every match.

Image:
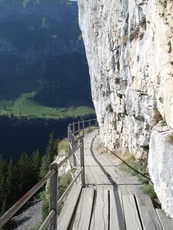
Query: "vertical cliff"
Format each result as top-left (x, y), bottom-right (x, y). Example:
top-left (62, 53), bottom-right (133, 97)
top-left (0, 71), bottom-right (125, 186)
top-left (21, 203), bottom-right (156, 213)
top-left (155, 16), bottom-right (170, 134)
top-left (78, 0), bottom-right (173, 218)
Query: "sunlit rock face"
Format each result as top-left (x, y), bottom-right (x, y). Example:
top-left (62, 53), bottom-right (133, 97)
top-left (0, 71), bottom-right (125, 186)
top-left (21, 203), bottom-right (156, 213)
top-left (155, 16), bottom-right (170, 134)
top-left (78, 0), bottom-right (173, 218)
top-left (149, 125), bottom-right (173, 219)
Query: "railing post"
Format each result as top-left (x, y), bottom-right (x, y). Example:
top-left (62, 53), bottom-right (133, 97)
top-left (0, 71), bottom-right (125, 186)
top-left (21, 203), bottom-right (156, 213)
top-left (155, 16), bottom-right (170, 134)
top-left (95, 118), bottom-right (97, 126)
top-left (68, 125), bottom-right (70, 155)
top-left (83, 120), bottom-right (84, 137)
top-left (50, 162), bottom-right (58, 230)
top-left (80, 138), bottom-right (85, 186)
top-left (68, 125), bottom-right (72, 156)
top-left (73, 122), bottom-right (75, 133)
top-left (78, 121), bottom-right (80, 135)
top-left (72, 134), bottom-right (77, 166)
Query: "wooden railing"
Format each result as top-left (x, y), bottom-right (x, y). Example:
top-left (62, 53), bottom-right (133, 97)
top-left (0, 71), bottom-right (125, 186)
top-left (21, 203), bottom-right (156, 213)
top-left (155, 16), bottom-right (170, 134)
top-left (68, 118), bottom-right (98, 137)
top-left (0, 161), bottom-right (59, 230)
top-left (0, 118), bottom-right (98, 230)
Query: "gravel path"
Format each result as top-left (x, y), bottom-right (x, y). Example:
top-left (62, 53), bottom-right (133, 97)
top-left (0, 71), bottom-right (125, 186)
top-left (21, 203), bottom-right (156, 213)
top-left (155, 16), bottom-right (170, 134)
top-left (10, 199), bottom-right (42, 230)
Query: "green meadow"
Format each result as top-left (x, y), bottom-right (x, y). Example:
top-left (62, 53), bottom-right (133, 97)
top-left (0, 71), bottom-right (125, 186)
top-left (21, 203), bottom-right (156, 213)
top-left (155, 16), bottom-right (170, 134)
top-left (0, 92), bottom-right (95, 119)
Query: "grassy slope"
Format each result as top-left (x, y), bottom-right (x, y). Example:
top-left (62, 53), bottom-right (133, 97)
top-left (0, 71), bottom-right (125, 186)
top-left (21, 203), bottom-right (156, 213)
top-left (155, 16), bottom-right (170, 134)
top-left (0, 93), bottom-right (95, 119)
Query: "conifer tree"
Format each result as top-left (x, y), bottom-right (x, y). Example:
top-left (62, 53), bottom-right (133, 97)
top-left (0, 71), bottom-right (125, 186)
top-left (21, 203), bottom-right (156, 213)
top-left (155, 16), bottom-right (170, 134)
top-left (39, 133), bottom-right (59, 178)
top-left (17, 151), bottom-right (33, 195)
top-left (46, 132), bottom-right (57, 162)
top-left (31, 149), bottom-right (41, 183)
top-left (6, 159), bottom-right (16, 207)
top-left (39, 154), bottom-right (49, 178)
top-left (0, 155), bottom-right (7, 215)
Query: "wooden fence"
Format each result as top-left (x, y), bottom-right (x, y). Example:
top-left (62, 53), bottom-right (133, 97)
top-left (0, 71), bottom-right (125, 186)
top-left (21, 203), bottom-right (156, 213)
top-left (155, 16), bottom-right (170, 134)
top-left (0, 118), bottom-right (98, 229)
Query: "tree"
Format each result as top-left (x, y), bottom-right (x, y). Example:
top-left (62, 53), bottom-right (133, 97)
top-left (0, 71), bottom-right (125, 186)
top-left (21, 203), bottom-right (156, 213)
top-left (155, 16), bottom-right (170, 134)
top-left (16, 151), bottom-right (34, 195)
top-left (0, 155), bottom-right (7, 215)
top-left (46, 133), bottom-right (57, 163)
top-left (39, 133), bottom-right (58, 178)
top-left (31, 149), bottom-right (41, 183)
top-left (39, 154), bottom-right (49, 178)
top-left (6, 159), bottom-right (17, 207)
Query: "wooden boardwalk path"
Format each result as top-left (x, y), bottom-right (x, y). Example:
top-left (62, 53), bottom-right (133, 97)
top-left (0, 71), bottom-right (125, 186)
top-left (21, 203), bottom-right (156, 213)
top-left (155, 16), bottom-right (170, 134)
top-left (58, 129), bottom-right (173, 230)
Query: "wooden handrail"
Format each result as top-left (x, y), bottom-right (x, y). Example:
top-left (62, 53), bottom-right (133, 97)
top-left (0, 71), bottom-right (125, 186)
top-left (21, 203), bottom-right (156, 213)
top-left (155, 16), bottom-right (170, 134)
top-left (0, 118), bottom-right (97, 229)
top-left (71, 118), bottom-right (97, 127)
top-left (39, 210), bottom-right (55, 230)
top-left (0, 168), bottom-right (56, 228)
top-left (68, 118), bottom-right (98, 137)
top-left (57, 168), bottom-right (83, 206)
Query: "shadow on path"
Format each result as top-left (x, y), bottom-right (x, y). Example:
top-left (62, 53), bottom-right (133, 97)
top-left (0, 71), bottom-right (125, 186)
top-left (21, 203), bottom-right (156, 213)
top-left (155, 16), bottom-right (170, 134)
top-left (89, 130), bottom-right (125, 229)
top-left (90, 131), bottom-right (118, 189)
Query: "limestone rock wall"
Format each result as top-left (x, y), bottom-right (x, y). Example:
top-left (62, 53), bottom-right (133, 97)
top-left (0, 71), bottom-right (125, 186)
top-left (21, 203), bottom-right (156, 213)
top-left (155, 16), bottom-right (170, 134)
top-left (78, 0), bottom-right (173, 218)
top-left (149, 125), bottom-right (173, 219)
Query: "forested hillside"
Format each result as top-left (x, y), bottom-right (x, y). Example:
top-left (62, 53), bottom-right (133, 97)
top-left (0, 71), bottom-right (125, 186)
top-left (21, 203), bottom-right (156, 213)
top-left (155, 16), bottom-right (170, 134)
top-left (0, 115), bottom-right (96, 163)
top-left (0, 0), bottom-right (93, 110)
top-left (0, 1), bottom-right (94, 220)
top-left (0, 0), bottom-right (95, 162)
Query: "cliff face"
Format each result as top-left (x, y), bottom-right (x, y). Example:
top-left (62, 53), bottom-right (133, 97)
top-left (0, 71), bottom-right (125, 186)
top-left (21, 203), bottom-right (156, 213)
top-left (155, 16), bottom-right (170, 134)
top-left (78, 0), bottom-right (173, 218)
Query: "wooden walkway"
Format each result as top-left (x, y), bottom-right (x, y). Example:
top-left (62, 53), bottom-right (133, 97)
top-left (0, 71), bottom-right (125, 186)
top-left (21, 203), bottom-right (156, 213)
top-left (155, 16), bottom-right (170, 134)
top-left (58, 129), bottom-right (173, 230)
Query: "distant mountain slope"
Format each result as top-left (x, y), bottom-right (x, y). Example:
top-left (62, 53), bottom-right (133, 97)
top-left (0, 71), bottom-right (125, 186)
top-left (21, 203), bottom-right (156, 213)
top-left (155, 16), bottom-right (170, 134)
top-left (0, 0), bottom-right (93, 109)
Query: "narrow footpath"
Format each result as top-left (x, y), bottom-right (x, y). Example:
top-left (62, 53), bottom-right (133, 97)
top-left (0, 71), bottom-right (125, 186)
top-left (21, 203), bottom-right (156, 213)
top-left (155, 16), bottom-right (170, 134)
top-left (58, 128), bottom-right (173, 230)
top-left (10, 128), bottom-right (173, 230)
top-left (84, 129), bottom-right (143, 194)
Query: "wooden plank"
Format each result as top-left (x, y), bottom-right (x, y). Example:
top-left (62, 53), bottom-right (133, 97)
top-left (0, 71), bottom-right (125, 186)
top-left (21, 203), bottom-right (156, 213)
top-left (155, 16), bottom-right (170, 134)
top-left (156, 209), bottom-right (173, 230)
top-left (70, 188), bottom-right (94, 230)
top-left (136, 195), bottom-right (163, 230)
top-left (110, 190), bottom-right (126, 230)
top-left (90, 190), bottom-right (109, 230)
top-left (122, 194), bottom-right (142, 230)
top-left (96, 185), bottom-right (114, 190)
top-left (85, 166), bottom-right (112, 185)
top-left (57, 184), bottom-right (82, 230)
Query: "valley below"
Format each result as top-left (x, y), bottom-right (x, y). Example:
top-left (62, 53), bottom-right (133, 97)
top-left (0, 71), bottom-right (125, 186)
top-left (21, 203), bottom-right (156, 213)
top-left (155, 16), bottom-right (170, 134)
top-left (0, 0), bottom-right (95, 162)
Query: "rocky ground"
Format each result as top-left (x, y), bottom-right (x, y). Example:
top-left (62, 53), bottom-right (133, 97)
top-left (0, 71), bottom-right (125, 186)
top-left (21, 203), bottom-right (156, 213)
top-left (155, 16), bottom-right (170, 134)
top-left (10, 199), bottom-right (42, 230)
